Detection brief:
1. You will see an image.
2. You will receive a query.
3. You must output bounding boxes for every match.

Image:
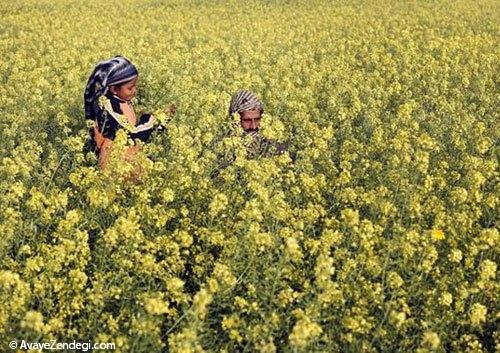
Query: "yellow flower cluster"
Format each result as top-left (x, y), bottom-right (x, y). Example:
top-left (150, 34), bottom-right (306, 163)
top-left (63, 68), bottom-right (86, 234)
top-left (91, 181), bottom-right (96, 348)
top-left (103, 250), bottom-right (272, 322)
top-left (0, 0), bottom-right (498, 352)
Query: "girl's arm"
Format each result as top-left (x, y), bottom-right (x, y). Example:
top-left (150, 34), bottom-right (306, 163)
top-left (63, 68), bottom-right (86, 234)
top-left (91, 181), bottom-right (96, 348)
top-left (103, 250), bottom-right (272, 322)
top-left (98, 138), bottom-right (113, 169)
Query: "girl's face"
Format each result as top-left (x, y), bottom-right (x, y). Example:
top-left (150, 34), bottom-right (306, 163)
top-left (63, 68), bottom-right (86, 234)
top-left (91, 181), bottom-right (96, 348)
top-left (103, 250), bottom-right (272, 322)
top-left (109, 76), bottom-right (138, 101)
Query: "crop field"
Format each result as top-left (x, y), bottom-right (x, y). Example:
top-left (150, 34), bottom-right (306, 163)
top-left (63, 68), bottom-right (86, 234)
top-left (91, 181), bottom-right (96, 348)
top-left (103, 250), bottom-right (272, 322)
top-left (0, 0), bottom-right (498, 352)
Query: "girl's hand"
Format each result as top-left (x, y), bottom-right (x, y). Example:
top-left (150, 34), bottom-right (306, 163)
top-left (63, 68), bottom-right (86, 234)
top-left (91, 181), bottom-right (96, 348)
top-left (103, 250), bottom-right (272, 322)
top-left (152, 103), bottom-right (176, 129)
top-left (166, 103), bottom-right (177, 116)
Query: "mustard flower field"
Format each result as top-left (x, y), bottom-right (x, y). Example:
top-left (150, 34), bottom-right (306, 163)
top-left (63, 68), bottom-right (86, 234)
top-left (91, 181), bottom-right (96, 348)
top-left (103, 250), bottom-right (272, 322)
top-left (0, 0), bottom-right (498, 352)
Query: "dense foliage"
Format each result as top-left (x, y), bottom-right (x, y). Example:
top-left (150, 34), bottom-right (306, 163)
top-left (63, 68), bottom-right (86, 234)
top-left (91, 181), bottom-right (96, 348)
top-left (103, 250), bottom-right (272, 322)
top-left (0, 0), bottom-right (498, 352)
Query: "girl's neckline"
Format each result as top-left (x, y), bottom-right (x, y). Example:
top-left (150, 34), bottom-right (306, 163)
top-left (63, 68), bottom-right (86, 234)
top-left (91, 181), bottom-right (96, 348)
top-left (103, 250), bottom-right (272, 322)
top-left (110, 94), bottom-right (129, 104)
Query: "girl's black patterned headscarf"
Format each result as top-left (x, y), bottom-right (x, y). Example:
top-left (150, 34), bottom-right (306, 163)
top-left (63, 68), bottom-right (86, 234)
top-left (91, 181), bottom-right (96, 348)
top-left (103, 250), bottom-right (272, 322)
top-left (84, 56), bottom-right (138, 120)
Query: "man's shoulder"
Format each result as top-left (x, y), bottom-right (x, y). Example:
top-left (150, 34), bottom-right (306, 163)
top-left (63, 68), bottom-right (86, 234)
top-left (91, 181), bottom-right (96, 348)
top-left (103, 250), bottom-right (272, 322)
top-left (247, 133), bottom-right (288, 158)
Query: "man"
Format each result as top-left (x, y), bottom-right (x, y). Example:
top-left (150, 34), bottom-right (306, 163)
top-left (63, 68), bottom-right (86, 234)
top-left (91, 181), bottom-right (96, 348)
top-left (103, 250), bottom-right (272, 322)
top-left (226, 89), bottom-right (287, 159)
top-left (210, 90), bottom-right (289, 177)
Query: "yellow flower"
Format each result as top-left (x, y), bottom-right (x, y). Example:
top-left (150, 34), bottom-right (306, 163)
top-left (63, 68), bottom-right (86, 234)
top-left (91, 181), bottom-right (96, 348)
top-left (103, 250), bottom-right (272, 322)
top-left (448, 249), bottom-right (463, 263)
top-left (21, 311), bottom-right (45, 332)
top-left (289, 316), bottom-right (322, 348)
top-left (421, 331), bottom-right (440, 349)
top-left (144, 298), bottom-right (170, 316)
top-left (479, 260), bottom-right (496, 282)
top-left (480, 228), bottom-right (498, 247)
top-left (469, 303), bottom-right (487, 326)
top-left (387, 271), bottom-right (404, 289)
top-left (439, 292), bottom-right (453, 306)
top-left (389, 311), bottom-right (406, 328)
top-left (285, 237), bottom-right (303, 262)
top-left (161, 188), bottom-right (175, 203)
top-left (341, 208), bottom-right (359, 227)
top-left (221, 314), bottom-right (241, 331)
top-left (431, 229), bottom-right (445, 241)
top-left (192, 288), bottom-right (213, 320)
top-left (208, 192), bottom-right (228, 217)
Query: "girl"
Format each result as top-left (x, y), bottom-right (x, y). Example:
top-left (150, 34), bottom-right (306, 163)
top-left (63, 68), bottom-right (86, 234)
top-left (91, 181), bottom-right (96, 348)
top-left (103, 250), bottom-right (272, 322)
top-left (84, 56), bottom-right (158, 170)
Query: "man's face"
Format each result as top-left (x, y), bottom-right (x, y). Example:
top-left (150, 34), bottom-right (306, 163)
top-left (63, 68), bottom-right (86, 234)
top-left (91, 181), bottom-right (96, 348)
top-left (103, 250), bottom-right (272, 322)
top-left (239, 109), bottom-right (262, 133)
